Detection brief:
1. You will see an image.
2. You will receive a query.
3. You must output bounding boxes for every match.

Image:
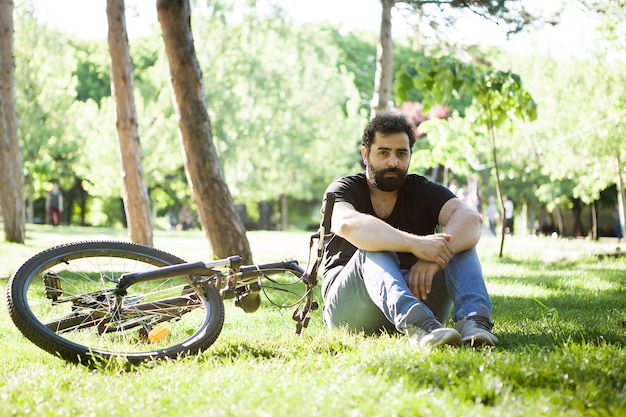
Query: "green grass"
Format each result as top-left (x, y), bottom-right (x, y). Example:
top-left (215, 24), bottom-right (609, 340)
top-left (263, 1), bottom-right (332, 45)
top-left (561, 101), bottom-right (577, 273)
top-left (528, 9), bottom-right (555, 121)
top-left (1, 225), bottom-right (625, 416)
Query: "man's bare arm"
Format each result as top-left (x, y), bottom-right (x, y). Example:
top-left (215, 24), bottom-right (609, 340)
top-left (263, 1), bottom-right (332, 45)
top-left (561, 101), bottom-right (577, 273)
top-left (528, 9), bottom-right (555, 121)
top-left (331, 201), bottom-right (454, 269)
top-left (438, 198), bottom-right (483, 253)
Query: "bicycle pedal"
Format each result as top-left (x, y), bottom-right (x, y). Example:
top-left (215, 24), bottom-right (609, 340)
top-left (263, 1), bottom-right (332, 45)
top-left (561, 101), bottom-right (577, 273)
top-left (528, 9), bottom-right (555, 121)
top-left (147, 325), bottom-right (170, 343)
top-left (43, 271), bottom-right (63, 301)
top-left (235, 291), bottom-right (261, 313)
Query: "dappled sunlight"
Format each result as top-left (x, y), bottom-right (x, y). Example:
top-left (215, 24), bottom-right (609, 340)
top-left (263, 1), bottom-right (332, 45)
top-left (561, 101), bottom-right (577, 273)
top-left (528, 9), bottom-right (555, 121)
top-left (478, 234), bottom-right (621, 262)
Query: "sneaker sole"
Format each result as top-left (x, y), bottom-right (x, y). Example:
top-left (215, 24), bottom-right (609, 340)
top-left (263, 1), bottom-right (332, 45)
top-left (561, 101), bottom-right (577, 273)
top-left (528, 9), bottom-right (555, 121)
top-left (460, 332), bottom-right (499, 347)
top-left (420, 328), bottom-right (462, 348)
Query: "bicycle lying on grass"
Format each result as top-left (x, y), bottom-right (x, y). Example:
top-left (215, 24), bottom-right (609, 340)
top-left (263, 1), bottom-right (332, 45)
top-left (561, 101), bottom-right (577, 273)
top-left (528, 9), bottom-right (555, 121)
top-left (6, 194), bottom-right (335, 365)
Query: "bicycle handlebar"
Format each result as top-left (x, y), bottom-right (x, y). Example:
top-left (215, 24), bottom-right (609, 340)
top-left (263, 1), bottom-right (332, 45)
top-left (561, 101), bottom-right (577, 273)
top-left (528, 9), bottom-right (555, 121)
top-left (239, 259), bottom-right (304, 277)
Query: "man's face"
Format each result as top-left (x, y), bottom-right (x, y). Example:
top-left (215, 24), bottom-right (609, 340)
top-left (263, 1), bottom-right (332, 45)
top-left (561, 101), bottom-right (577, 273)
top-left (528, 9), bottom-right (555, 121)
top-left (362, 132), bottom-right (411, 192)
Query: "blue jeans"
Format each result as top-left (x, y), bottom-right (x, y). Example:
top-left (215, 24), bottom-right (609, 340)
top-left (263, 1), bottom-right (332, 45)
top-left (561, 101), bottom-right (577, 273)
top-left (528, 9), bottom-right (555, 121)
top-left (322, 248), bottom-right (492, 335)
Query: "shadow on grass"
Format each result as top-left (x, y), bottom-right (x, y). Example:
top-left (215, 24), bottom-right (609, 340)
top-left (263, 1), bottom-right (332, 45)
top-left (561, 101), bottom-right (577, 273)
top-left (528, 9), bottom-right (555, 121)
top-left (491, 288), bottom-right (626, 350)
top-left (360, 339), bottom-right (625, 412)
top-left (356, 285), bottom-right (626, 410)
top-left (203, 327), bottom-right (362, 365)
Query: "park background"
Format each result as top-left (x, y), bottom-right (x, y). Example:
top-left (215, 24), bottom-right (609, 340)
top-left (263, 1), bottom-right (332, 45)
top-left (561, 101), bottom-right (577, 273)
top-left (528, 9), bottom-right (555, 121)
top-left (1, 1), bottom-right (625, 416)
top-left (1, 0), bottom-right (623, 242)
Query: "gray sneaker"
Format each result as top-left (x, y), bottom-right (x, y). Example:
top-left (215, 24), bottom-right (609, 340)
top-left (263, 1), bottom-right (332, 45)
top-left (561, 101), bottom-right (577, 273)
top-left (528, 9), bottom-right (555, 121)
top-left (454, 316), bottom-right (499, 347)
top-left (406, 318), bottom-right (461, 348)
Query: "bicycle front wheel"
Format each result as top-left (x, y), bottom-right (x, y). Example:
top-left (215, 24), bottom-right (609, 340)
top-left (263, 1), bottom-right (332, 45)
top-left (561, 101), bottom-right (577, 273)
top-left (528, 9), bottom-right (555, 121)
top-left (7, 240), bottom-right (224, 365)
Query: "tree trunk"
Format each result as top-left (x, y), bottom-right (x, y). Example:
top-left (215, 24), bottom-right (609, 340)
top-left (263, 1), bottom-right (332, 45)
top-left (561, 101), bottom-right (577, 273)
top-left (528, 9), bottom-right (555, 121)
top-left (281, 194), bottom-right (288, 231)
top-left (0, 0), bottom-right (25, 244)
top-left (371, 0), bottom-right (395, 117)
top-left (571, 198), bottom-right (584, 237)
top-left (617, 151), bottom-right (626, 241)
top-left (590, 200), bottom-right (597, 240)
top-left (157, 0), bottom-right (252, 263)
top-left (107, 0), bottom-right (153, 246)
top-left (555, 205), bottom-right (564, 237)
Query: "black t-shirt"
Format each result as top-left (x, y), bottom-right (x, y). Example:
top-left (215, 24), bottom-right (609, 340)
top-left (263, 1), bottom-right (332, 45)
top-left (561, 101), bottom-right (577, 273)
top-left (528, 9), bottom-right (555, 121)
top-left (321, 172), bottom-right (455, 296)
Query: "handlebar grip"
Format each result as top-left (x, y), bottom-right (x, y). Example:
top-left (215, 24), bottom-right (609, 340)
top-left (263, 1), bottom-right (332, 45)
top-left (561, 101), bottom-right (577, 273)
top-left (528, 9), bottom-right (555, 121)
top-left (321, 192), bottom-right (336, 233)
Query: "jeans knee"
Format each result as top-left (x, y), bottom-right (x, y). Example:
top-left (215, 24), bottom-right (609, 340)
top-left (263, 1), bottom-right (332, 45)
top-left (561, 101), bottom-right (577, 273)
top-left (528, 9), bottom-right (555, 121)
top-left (359, 250), bottom-right (400, 268)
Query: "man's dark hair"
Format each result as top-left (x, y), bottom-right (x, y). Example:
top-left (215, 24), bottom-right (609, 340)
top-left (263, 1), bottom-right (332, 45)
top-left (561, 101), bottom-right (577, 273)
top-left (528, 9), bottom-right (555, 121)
top-left (361, 112), bottom-right (417, 151)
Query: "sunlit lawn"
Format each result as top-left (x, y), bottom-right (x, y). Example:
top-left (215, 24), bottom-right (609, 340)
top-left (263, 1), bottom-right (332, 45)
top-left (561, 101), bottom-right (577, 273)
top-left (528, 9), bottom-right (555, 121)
top-left (1, 224), bottom-right (625, 416)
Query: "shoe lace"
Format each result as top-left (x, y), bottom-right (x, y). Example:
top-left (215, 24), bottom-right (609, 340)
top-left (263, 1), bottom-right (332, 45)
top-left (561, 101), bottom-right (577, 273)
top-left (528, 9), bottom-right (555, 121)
top-left (416, 317), bottom-right (443, 333)
top-left (469, 315), bottom-right (494, 332)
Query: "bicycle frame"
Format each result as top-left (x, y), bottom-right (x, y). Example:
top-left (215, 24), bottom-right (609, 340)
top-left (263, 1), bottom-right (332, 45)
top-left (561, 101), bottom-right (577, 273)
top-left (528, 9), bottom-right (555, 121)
top-left (7, 193), bottom-right (336, 364)
top-left (113, 192), bottom-right (336, 335)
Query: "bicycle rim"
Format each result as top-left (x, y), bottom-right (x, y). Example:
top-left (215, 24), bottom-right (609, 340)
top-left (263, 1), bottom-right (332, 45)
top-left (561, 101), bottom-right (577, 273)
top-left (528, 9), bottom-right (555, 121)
top-left (7, 240), bottom-right (224, 365)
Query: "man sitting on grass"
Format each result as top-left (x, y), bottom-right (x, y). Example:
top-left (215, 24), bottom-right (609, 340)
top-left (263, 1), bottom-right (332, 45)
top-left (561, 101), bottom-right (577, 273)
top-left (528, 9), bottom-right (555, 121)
top-left (320, 112), bottom-right (498, 348)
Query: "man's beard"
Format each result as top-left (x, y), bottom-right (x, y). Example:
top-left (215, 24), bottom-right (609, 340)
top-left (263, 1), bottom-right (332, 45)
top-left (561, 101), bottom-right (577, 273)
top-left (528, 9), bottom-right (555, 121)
top-left (367, 164), bottom-right (407, 192)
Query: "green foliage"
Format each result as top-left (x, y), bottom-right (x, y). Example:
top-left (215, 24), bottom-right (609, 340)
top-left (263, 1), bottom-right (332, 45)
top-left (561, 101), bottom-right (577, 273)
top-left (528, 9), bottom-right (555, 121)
top-left (472, 70), bottom-right (537, 127)
top-left (496, 43), bottom-right (626, 209)
top-left (13, 7), bottom-right (79, 198)
top-left (395, 53), bottom-right (537, 126)
top-left (402, 0), bottom-right (552, 37)
top-left (328, 29), bottom-right (378, 112)
top-left (71, 40), bottom-right (111, 106)
top-left (395, 50), bottom-right (538, 255)
top-left (329, 29), bottom-right (427, 113)
top-left (410, 114), bottom-right (479, 177)
top-left (70, 36), bottom-right (161, 107)
top-left (13, 1), bottom-right (367, 227)
top-left (394, 51), bottom-right (537, 192)
top-left (12, 0), bottom-right (626, 234)
top-left (191, 3), bottom-right (365, 206)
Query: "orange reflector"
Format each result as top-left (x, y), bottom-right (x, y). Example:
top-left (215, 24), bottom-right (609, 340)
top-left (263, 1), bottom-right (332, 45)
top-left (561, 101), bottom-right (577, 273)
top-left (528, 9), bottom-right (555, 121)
top-left (147, 325), bottom-right (170, 343)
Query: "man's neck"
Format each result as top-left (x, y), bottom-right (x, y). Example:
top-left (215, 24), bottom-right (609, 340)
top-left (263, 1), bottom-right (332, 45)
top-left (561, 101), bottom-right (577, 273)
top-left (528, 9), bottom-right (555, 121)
top-left (367, 182), bottom-right (398, 219)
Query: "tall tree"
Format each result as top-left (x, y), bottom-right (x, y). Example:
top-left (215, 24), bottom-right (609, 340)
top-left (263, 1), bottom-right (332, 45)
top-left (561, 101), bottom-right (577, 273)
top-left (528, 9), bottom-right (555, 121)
top-left (13, 8), bottom-right (77, 225)
top-left (190, 6), bottom-right (363, 228)
top-left (157, 0), bottom-right (252, 263)
top-left (0, 0), bottom-right (25, 243)
top-left (107, 0), bottom-right (153, 246)
top-left (372, 0), bottom-right (554, 116)
top-left (372, 0), bottom-right (395, 116)
top-left (396, 55), bottom-right (537, 256)
top-left (587, 0), bottom-right (626, 240)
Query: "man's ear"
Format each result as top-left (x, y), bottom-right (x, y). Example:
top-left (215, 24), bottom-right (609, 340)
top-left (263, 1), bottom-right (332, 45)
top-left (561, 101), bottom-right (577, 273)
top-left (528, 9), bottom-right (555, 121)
top-left (360, 145), bottom-right (368, 163)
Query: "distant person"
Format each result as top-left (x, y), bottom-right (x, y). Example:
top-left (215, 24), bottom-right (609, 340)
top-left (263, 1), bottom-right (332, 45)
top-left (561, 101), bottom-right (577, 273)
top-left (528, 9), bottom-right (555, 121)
top-left (535, 208), bottom-right (555, 236)
top-left (503, 195), bottom-right (514, 235)
top-left (166, 210), bottom-right (177, 231)
top-left (486, 196), bottom-right (498, 236)
top-left (45, 182), bottom-right (63, 226)
top-left (177, 204), bottom-right (194, 230)
top-left (321, 112), bottom-right (498, 349)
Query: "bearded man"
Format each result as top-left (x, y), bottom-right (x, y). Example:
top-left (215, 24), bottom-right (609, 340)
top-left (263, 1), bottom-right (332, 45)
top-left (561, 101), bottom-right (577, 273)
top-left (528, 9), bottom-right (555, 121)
top-left (320, 112), bottom-right (497, 348)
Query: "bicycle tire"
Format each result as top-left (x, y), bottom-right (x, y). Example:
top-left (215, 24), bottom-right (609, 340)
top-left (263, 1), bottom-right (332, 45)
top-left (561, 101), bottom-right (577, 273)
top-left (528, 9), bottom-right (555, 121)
top-left (7, 240), bottom-right (224, 365)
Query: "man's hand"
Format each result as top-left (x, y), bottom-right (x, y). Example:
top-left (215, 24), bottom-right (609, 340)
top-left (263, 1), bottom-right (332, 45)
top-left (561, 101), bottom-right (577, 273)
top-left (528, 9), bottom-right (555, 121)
top-left (411, 233), bottom-right (454, 270)
top-left (408, 260), bottom-right (440, 300)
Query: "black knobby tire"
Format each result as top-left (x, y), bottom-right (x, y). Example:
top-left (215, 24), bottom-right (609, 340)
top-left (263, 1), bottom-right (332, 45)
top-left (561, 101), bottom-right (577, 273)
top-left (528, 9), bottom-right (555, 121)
top-left (7, 240), bottom-right (224, 364)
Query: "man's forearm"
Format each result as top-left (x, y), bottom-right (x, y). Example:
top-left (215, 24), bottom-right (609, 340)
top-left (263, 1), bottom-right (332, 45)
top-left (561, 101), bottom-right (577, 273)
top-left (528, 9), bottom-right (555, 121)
top-left (335, 211), bottom-right (415, 253)
top-left (442, 207), bottom-right (482, 253)
top-left (334, 208), bottom-right (454, 268)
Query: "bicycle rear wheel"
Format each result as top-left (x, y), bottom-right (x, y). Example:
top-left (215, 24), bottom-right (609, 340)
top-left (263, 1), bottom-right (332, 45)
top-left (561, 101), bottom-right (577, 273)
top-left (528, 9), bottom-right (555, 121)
top-left (7, 240), bottom-right (224, 365)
